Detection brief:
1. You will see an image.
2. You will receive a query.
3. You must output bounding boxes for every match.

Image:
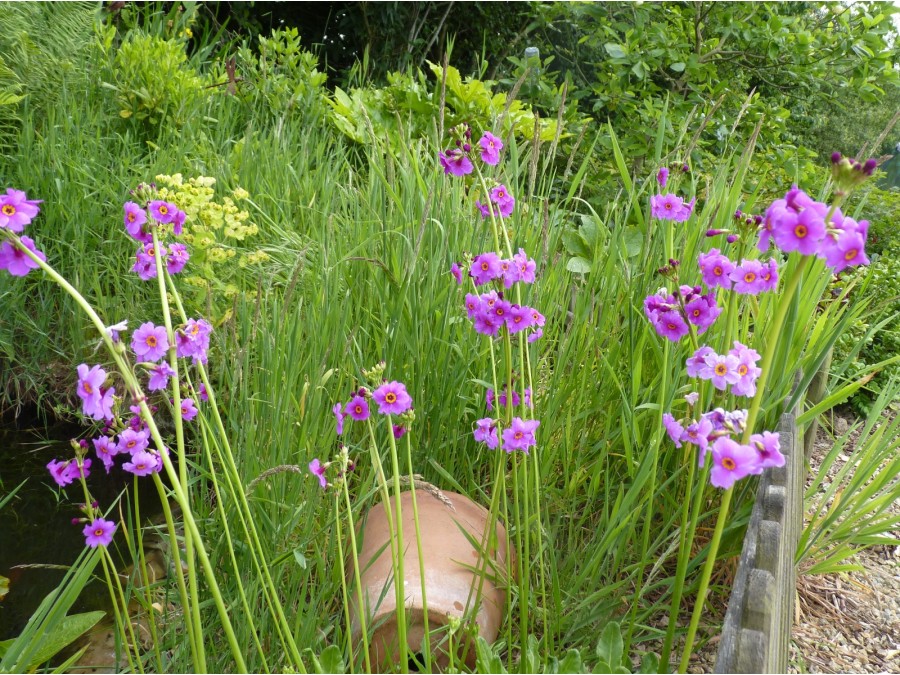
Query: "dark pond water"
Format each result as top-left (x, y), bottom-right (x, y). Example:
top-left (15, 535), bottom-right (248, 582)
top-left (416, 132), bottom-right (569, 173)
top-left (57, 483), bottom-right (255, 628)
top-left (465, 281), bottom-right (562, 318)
top-left (0, 424), bottom-right (161, 640)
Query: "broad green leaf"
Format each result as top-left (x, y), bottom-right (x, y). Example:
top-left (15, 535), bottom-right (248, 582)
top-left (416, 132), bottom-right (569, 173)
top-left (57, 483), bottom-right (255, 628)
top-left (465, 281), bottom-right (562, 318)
top-left (596, 622), bottom-right (624, 668)
top-left (318, 644), bottom-right (345, 674)
top-left (567, 256), bottom-right (592, 275)
top-left (22, 610), bottom-right (106, 670)
top-left (558, 649), bottom-right (585, 673)
top-left (670, 62), bottom-right (686, 72)
top-left (605, 43), bottom-right (627, 59)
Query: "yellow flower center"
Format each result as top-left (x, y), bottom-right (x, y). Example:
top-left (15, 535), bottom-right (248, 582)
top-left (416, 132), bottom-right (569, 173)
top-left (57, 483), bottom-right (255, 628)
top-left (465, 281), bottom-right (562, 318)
top-left (94, 528), bottom-right (105, 536)
top-left (385, 392), bottom-right (397, 403)
top-left (514, 431), bottom-right (523, 440)
top-left (146, 335), bottom-right (157, 347)
top-left (158, 205), bottom-right (169, 215)
top-left (722, 457), bottom-right (736, 470)
top-left (83, 382), bottom-right (93, 395)
top-left (844, 249), bottom-right (857, 260)
top-left (354, 405), bottom-right (363, 414)
top-left (692, 309), bottom-right (701, 317)
top-left (713, 266), bottom-right (722, 276)
top-left (738, 365), bottom-right (748, 376)
top-left (127, 212), bottom-right (136, 223)
top-left (714, 364), bottom-right (727, 376)
top-left (744, 272), bottom-right (756, 283)
top-left (127, 440), bottom-right (136, 449)
top-left (1, 204), bottom-right (15, 216)
top-left (481, 262), bottom-right (489, 271)
top-left (795, 224), bottom-right (808, 238)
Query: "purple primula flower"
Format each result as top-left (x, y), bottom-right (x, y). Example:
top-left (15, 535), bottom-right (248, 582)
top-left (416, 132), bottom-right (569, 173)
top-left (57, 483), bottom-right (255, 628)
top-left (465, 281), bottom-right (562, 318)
top-left (750, 431), bottom-right (785, 471)
top-left (96, 386), bottom-right (115, 422)
top-left (684, 293), bottom-right (721, 334)
top-left (687, 346), bottom-right (715, 378)
top-left (132, 322), bottom-right (169, 363)
top-left (491, 297), bottom-right (513, 323)
top-left (147, 362), bottom-right (175, 391)
top-left (529, 307), bottom-right (546, 327)
top-left (821, 227), bottom-right (869, 273)
top-left (512, 248), bottom-right (536, 285)
top-left (172, 208), bottom-right (186, 235)
top-left (479, 132), bottom-right (503, 165)
top-left (759, 258), bottom-right (779, 292)
top-left (528, 328), bottom-right (543, 343)
top-left (198, 383), bottom-right (209, 402)
top-left (148, 200), bottom-right (178, 224)
top-left (0, 188), bottom-right (42, 232)
top-left (439, 148), bottom-right (474, 176)
top-left (684, 417), bottom-right (714, 452)
top-left (176, 318), bottom-right (212, 364)
top-left (470, 252), bottom-right (503, 285)
top-left (117, 428), bottom-right (150, 456)
top-left (729, 341), bottom-right (762, 397)
top-left (464, 293), bottom-right (482, 319)
top-left (501, 417), bottom-right (539, 454)
top-left (772, 200), bottom-right (827, 255)
top-left (685, 391), bottom-right (700, 406)
top-left (474, 417), bottom-right (500, 449)
top-left (702, 352), bottom-right (741, 391)
top-left (333, 403), bottom-right (346, 435)
top-left (663, 413), bottom-right (685, 448)
top-left (0, 235), bottom-right (46, 277)
top-left (729, 259), bottom-right (767, 295)
top-left (653, 309), bottom-right (690, 342)
top-left (180, 398), bottom-right (198, 421)
top-left (372, 381), bottom-right (413, 415)
top-left (77, 364), bottom-right (106, 418)
top-left (123, 450), bottom-right (159, 477)
top-left (124, 202), bottom-right (150, 242)
top-left (451, 262), bottom-right (463, 284)
top-left (48, 459), bottom-right (81, 487)
top-left (475, 200), bottom-right (493, 218)
top-left (506, 304), bottom-right (533, 334)
top-left (93, 436), bottom-right (118, 473)
top-left (702, 408), bottom-right (727, 433)
top-left (166, 243), bottom-right (189, 274)
top-left (83, 518), bottom-right (116, 548)
top-left (657, 167), bottom-right (669, 188)
top-left (473, 310), bottom-right (502, 337)
top-left (345, 394), bottom-right (370, 421)
top-left (308, 458), bottom-right (328, 489)
top-left (392, 425), bottom-right (407, 439)
top-left (698, 249), bottom-right (735, 290)
top-left (709, 437), bottom-right (760, 489)
top-left (490, 185), bottom-right (515, 218)
top-left (651, 193), bottom-right (694, 221)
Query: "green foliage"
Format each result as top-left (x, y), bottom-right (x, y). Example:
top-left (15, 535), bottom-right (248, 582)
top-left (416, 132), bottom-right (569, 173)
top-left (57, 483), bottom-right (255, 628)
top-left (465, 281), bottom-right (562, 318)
top-left (326, 62), bottom-right (568, 147)
top-left (230, 27), bottom-right (328, 125)
top-left (108, 31), bottom-right (210, 130)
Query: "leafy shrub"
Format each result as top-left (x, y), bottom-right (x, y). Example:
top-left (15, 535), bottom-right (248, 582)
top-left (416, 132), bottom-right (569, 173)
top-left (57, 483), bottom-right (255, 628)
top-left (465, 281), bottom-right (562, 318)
top-left (109, 31), bottom-right (210, 129)
top-left (230, 27), bottom-right (328, 125)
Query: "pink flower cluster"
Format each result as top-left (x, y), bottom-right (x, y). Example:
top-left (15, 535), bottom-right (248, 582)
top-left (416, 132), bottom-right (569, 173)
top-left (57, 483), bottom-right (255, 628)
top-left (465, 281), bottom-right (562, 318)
top-left (175, 318), bottom-right (212, 365)
top-left (333, 381), bottom-right (413, 433)
top-left (91, 425), bottom-right (163, 476)
top-left (650, 193), bottom-right (695, 222)
top-left (124, 198), bottom-right (190, 280)
top-left (644, 285), bottom-right (721, 342)
top-left (664, 409), bottom-right (784, 489)
top-left (77, 364), bottom-right (116, 421)
top-left (473, 416), bottom-right (540, 454)
top-left (686, 342), bottom-right (761, 397)
top-left (486, 386), bottom-right (532, 411)
top-left (47, 457), bottom-right (92, 487)
top-left (0, 188), bottom-right (46, 277)
top-left (440, 128), bottom-right (504, 176)
top-left (467, 249), bottom-right (536, 288)
top-left (698, 249), bottom-right (779, 294)
top-left (760, 186), bottom-right (869, 273)
top-left (476, 184), bottom-right (515, 219)
top-left (464, 291), bottom-right (545, 341)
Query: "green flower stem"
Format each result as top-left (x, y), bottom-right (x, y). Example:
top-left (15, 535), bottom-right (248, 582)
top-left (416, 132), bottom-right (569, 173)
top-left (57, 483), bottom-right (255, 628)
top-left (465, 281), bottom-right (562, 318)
top-left (334, 486), bottom-right (356, 673)
top-left (20, 241), bottom-right (244, 672)
top-left (342, 475), bottom-right (372, 673)
top-left (164, 272), bottom-right (306, 671)
top-left (364, 418), bottom-right (405, 672)
top-left (678, 254), bottom-right (811, 673)
top-left (149, 231), bottom-right (205, 670)
top-left (404, 433), bottom-right (433, 671)
top-left (196, 418), bottom-right (270, 673)
top-left (385, 414), bottom-right (409, 674)
top-left (133, 476), bottom-right (164, 673)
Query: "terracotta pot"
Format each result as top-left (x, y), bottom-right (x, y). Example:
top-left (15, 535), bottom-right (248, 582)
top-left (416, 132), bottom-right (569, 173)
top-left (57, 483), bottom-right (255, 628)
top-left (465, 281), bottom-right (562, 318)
top-left (351, 489), bottom-right (510, 671)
